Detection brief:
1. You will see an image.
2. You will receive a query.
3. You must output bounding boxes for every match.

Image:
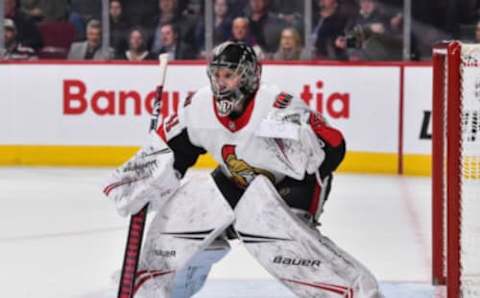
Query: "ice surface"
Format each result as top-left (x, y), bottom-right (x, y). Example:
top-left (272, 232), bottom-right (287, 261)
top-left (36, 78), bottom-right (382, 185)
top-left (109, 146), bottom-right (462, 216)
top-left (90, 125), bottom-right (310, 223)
top-left (0, 168), bottom-right (436, 297)
top-left (78, 281), bottom-right (438, 298)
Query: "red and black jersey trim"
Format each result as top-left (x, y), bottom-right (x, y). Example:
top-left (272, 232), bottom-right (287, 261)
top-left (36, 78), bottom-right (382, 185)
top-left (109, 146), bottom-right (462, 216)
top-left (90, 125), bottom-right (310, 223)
top-left (183, 91), bottom-right (195, 107)
top-left (273, 92), bottom-right (293, 109)
top-left (309, 112), bottom-right (344, 147)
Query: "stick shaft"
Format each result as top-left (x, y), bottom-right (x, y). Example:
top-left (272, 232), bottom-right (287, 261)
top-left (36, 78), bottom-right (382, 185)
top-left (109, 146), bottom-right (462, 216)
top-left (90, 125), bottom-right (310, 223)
top-left (117, 54), bottom-right (169, 298)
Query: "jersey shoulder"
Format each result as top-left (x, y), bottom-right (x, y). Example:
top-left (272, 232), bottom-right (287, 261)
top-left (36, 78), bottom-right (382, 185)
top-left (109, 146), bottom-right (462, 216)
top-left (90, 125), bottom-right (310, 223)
top-left (156, 86), bottom-right (211, 143)
top-left (258, 84), bottom-right (310, 124)
top-left (182, 86), bottom-right (212, 112)
top-left (257, 83), bottom-right (308, 111)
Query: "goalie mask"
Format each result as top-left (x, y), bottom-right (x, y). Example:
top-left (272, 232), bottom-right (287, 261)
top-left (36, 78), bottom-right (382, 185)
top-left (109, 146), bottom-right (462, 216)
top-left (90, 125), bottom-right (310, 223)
top-left (207, 41), bottom-right (261, 117)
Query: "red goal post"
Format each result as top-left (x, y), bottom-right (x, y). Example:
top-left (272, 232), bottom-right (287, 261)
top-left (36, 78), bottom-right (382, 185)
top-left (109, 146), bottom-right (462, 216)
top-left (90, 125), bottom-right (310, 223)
top-left (432, 41), bottom-right (480, 298)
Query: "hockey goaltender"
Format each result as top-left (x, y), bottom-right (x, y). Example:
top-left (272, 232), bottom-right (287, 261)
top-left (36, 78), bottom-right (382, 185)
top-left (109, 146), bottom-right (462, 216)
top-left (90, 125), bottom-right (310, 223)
top-left (104, 41), bottom-right (384, 298)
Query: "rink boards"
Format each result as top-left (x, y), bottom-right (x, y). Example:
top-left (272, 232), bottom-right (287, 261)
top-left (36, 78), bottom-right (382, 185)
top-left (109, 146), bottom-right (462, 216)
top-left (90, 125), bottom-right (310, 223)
top-left (0, 61), bottom-right (433, 175)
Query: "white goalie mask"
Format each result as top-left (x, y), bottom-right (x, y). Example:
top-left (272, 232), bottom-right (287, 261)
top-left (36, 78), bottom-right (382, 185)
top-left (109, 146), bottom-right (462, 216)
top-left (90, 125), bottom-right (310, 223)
top-left (207, 41), bottom-right (261, 117)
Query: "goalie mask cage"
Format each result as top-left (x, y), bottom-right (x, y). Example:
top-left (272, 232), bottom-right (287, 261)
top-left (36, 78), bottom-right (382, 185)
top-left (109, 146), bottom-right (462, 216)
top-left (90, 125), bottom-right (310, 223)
top-left (432, 41), bottom-right (480, 298)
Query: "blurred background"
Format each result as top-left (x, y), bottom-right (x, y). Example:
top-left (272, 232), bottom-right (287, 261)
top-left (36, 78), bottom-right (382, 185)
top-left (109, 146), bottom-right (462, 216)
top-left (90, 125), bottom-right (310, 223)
top-left (0, 0), bottom-right (478, 62)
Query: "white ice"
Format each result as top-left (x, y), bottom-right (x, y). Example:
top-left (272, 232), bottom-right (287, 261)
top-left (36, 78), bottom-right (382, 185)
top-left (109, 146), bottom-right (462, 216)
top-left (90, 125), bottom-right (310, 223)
top-left (0, 168), bottom-right (441, 297)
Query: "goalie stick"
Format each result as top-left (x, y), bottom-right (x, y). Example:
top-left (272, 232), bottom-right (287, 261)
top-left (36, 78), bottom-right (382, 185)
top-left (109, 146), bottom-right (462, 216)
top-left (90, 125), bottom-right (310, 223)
top-left (117, 54), bottom-right (169, 298)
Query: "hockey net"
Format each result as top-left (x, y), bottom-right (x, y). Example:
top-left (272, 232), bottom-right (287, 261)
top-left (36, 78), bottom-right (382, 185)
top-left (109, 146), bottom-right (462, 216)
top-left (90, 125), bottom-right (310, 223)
top-left (432, 41), bottom-right (480, 298)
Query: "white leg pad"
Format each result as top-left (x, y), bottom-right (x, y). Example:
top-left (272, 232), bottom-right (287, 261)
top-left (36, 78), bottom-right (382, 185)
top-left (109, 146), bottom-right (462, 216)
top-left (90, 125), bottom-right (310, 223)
top-left (234, 175), bottom-right (383, 298)
top-left (171, 238), bottom-right (231, 297)
top-left (134, 176), bottom-right (235, 297)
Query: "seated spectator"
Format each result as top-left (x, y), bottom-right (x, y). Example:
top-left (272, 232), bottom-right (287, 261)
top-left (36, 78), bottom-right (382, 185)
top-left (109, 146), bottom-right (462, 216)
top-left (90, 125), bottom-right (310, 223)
top-left (156, 23), bottom-right (196, 60)
top-left (5, 0), bottom-right (43, 50)
top-left (67, 19), bottom-right (114, 60)
top-left (312, 0), bottom-right (348, 60)
top-left (335, 0), bottom-right (391, 60)
top-left (69, 0), bottom-right (102, 40)
top-left (110, 0), bottom-right (130, 56)
top-left (20, 0), bottom-right (68, 22)
top-left (117, 27), bottom-right (156, 61)
top-left (270, 0), bottom-right (303, 30)
top-left (195, 0), bottom-right (233, 54)
top-left (183, 0), bottom-right (203, 16)
top-left (273, 27), bottom-right (309, 60)
top-left (230, 17), bottom-right (265, 59)
top-left (386, 12), bottom-right (420, 60)
top-left (212, 0), bottom-right (233, 44)
top-left (148, 0), bottom-right (197, 54)
top-left (245, 0), bottom-right (287, 54)
top-left (70, 0), bottom-right (102, 22)
top-left (0, 19), bottom-right (37, 60)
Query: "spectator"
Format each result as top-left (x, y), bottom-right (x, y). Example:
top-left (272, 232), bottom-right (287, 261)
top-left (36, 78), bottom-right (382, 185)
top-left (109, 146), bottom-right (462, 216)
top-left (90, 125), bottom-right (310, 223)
top-left (110, 0), bottom-right (130, 56)
top-left (270, 0), bottom-right (303, 30)
top-left (230, 17), bottom-right (265, 59)
top-left (245, 0), bottom-right (287, 54)
top-left (183, 0), bottom-right (204, 16)
top-left (67, 19), bottom-right (114, 60)
top-left (335, 0), bottom-right (391, 60)
top-left (386, 12), bottom-right (420, 60)
top-left (69, 0), bottom-right (102, 40)
top-left (0, 19), bottom-right (37, 60)
top-left (211, 0), bottom-right (232, 44)
top-left (4, 0), bottom-right (43, 50)
top-left (148, 0), bottom-right (197, 55)
top-left (70, 0), bottom-right (102, 22)
top-left (312, 0), bottom-right (348, 60)
top-left (156, 23), bottom-right (196, 60)
top-left (117, 27), bottom-right (156, 61)
top-left (195, 0), bottom-right (233, 55)
top-left (273, 27), bottom-right (309, 60)
top-left (20, 0), bottom-right (68, 22)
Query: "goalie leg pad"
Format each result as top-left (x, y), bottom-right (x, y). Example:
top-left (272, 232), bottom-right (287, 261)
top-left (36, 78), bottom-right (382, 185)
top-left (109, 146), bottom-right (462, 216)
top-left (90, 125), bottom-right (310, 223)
top-left (234, 175), bottom-right (383, 298)
top-left (134, 176), bottom-right (235, 297)
top-left (171, 238), bottom-right (230, 298)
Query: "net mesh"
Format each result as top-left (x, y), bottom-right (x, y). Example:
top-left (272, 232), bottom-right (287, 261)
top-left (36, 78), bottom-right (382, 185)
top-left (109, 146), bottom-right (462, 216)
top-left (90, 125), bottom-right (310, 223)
top-left (441, 51), bottom-right (448, 282)
top-left (460, 44), bottom-right (480, 297)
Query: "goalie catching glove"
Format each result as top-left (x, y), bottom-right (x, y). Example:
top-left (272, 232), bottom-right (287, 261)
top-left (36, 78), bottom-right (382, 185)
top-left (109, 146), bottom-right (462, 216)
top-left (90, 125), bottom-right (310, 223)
top-left (103, 134), bottom-right (181, 216)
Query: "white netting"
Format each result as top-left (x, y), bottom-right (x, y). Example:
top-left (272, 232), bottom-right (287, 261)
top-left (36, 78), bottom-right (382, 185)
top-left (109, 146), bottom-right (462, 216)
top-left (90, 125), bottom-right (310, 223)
top-left (460, 44), bottom-right (480, 297)
top-left (442, 51), bottom-right (448, 281)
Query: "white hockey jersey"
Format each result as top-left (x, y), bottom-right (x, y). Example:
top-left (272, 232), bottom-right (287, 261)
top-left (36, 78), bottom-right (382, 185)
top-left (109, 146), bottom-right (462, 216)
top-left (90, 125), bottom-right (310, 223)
top-left (156, 83), bottom-right (344, 189)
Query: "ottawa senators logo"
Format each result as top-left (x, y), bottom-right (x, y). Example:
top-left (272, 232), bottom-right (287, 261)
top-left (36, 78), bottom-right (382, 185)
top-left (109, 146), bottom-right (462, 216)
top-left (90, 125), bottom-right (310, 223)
top-left (221, 145), bottom-right (275, 188)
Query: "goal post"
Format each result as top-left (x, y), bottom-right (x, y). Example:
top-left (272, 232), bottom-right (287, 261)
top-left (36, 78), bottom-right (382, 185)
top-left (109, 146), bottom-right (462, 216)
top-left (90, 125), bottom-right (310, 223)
top-left (432, 41), bottom-right (480, 298)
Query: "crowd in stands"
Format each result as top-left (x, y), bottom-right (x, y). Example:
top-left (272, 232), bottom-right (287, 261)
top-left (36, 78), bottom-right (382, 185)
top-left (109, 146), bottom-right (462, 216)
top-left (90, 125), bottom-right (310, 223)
top-left (0, 0), bottom-right (478, 61)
